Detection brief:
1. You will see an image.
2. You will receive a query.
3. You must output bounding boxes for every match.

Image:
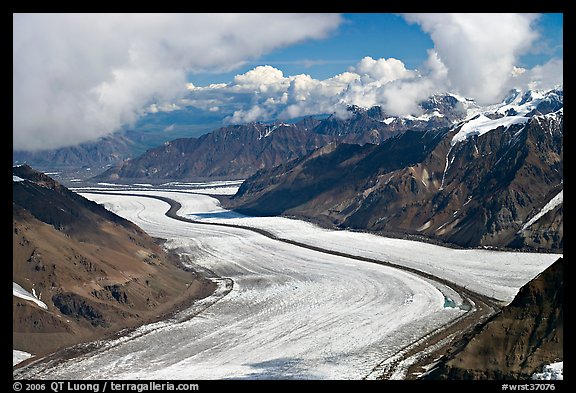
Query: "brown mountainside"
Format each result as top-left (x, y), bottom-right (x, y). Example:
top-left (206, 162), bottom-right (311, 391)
top-left (13, 165), bottom-right (214, 358)
top-left (98, 122), bottom-right (333, 181)
top-left (229, 111), bottom-right (563, 252)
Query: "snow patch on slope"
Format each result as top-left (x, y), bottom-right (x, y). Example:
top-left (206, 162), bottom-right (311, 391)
top-left (520, 190), bottom-right (563, 231)
top-left (13, 175), bottom-right (25, 182)
top-left (13, 282), bottom-right (48, 309)
top-left (451, 115), bottom-right (529, 146)
top-left (13, 350), bottom-right (33, 366)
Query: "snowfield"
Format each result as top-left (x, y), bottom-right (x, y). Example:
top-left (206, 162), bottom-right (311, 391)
top-left (451, 114), bottom-right (529, 146)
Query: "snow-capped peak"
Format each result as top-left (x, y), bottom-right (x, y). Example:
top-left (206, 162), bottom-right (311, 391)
top-left (494, 88), bottom-right (562, 117)
top-left (451, 114), bottom-right (530, 146)
top-left (450, 88), bottom-right (562, 145)
top-left (502, 88), bottom-right (522, 105)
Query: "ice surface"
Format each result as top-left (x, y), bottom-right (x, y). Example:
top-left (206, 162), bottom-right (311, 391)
top-left (20, 191), bottom-right (465, 380)
top-left (13, 282), bottom-right (48, 310)
top-left (532, 361), bottom-right (563, 380)
top-left (72, 180), bottom-right (243, 196)
top-left (13, 350), bottom-right (33, 366)
top-left (104, 190), bottom-right (558, 303)
top-left (19, 188), bottom-right (556, 380)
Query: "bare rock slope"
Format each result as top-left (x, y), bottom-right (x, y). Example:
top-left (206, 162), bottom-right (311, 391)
top-left (13, 165), bottom-right (215, 358)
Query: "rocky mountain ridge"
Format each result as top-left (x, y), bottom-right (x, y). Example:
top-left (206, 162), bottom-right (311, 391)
top-left (229, 89), bottom-right (563, 252)
top-left (93, 91), bottom-right (481, 182)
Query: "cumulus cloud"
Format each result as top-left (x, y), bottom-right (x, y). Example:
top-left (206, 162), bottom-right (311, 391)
top-left (402, 13), bottom-right (541, 104)
top-left (352, 56), bottom-right (416, 83)
top-left (13, 13), bottom-right (342, 151)
top-left (185, 56), bottom-right (434, 123)
top-left (179, 13), bottom-right (561, 123)
top-left (506, 58), bottom-right (563, 91)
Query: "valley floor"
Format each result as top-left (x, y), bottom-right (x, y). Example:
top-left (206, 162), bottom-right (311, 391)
top-left (14, 184), bottom-right (560, 380)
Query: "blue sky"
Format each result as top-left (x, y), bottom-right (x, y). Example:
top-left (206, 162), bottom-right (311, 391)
top-left (189, 13), bottom-right (563, 86)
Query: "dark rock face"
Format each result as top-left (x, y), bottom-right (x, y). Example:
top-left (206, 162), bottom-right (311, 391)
top-left (426, 257), bottom-right (563, 380)
top-left (230, 111), bottom-right (563, 252)
top-left (233, 129), bottom-right (447, 218)
top-left (52, 293), bottom-right (107, 327)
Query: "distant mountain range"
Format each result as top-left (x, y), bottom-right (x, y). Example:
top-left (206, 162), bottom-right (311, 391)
top-left (94, 93), bottom-right (474, 182)
top-left (229, 89), bottom-right (563, 252)
top-left (13, 165), bottom-right (214, 357)
top-left (13, 134), bottom-right (141, 171)
top-left (12, 105), bottom-right (225, 173)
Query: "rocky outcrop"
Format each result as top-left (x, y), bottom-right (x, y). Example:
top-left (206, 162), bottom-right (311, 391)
top-left (425, 257), bottom-right (563, 379)
top-left (52, 293), bottom-right (107, 328)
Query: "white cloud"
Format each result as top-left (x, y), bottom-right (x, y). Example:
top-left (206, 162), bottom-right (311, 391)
top-left (402, 13), bottom-right (540, 104)
top-left (13, 13), bottom-right (342, 151)
top-left (232, 66), bottom-right (289, 93)
top-left (507, 58), bottom-right (563, 91)
top-left (186, 39), bottom-right (561, 124)
top-left (351, 56), bottom-right (416, 83)
top-left (209, 13), bottom-right (560, 122)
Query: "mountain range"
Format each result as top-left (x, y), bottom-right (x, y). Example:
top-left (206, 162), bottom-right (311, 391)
top-left (228, 88), bottom-right (563, 252)
top-left (16, 88), bottom-right (562, 253)
top-left (91, 93), bottom-right (475, 182)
